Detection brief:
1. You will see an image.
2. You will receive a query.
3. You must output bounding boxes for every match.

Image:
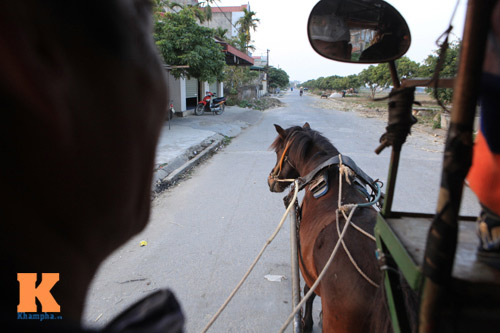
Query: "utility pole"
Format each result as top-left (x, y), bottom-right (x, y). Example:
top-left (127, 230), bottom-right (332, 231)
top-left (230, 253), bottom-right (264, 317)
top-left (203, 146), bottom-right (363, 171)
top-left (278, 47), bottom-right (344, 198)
top-left (266, 49), bottom-right (270, 94)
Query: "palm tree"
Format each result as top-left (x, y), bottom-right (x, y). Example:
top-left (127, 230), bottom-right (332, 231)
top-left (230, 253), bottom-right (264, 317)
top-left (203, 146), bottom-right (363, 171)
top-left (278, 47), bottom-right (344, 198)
top-left (214, 27), bottom-right (229, 40)
top-left (236, 9), bottom-right (260, 52)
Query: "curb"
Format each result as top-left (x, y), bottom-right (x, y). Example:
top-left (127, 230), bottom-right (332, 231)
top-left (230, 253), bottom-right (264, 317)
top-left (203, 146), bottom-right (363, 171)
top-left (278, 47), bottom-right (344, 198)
top-left (152, 136), bottom-right (224, 195)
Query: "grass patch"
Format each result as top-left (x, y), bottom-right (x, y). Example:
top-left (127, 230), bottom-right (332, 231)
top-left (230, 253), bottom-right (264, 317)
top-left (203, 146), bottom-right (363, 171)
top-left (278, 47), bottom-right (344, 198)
top-left (238, 100), bottom-right (251, 108)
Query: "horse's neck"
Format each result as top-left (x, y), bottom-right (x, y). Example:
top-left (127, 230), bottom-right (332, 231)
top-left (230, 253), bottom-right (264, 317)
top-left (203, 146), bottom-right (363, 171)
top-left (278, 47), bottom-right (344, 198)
top-left (295, 149), bottom-right (338, 178)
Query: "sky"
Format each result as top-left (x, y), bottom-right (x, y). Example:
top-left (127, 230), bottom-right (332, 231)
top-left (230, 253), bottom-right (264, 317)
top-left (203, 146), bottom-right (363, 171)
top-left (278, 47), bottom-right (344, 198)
top-left (215, 0), bottom-right (467, 82)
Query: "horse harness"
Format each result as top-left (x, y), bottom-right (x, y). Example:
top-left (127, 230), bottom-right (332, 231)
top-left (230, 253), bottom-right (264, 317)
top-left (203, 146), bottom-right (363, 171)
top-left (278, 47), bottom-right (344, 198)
top-left (282, 154), bottom-right (382, 288)
top-left (271, 136), bottom-right (381, 203)
top-left (297, 154), bottom-right (380, 201)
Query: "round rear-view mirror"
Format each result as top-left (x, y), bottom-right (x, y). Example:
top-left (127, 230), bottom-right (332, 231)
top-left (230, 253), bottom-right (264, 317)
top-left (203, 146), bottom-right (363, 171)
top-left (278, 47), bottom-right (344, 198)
top-left (308, 0), bottom-right (411, 63)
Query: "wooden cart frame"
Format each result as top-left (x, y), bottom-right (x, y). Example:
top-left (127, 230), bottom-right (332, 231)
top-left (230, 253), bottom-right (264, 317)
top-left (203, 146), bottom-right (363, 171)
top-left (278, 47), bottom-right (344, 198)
top-left (374, 0), bottom-right (500, 331)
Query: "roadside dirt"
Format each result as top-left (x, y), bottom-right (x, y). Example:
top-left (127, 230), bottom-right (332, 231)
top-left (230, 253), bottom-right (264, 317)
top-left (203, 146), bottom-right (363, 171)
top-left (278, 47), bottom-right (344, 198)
top-left (249, 96), bottom-right (285, 110)
top-left (312, 93), bottom-right (447, 144)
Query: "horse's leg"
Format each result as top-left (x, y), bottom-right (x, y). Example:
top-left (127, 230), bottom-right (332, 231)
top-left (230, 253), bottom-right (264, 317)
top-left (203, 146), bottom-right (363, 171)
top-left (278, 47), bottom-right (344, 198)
top-left (303, 284), bottom-right (316, 332)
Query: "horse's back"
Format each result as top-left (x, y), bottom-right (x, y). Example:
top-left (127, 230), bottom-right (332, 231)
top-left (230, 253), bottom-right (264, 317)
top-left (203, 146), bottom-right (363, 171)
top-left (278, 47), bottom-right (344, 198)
top-left (300, 181), bottom-right (382, 332)
top-left (312, 217), bottom-right (381, 331)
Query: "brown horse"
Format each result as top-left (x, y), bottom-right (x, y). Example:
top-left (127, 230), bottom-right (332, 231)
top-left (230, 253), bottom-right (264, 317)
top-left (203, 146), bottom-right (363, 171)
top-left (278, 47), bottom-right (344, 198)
top-left (268, 123), bottom-right (388, 332)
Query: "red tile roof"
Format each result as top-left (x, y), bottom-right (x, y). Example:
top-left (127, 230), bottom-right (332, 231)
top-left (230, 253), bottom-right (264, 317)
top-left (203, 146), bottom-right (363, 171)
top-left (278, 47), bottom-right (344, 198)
top-left (211, 5), bottom-right (247, 13)
top-left (226, 44), bottom-right (253, 65)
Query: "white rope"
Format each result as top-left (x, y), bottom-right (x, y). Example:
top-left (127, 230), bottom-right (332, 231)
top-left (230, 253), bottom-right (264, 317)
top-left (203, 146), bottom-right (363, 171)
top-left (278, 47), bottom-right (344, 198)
top-left (340, 157), bottom-right (376, 240)
top-left (336, 156), bottom-right (379, 288)
top-left (202, 152), bottom-right (378, 332)
top-left (201, 179), bottom-right (299, 333)
top-left (336, 211), bottom-right (380, 288)
top-left (349, 221), bottom-right (377, 241)
top-left (279, 154), bottom-right (379, 332)
top-left (278, 205), bottom-right (358, 333)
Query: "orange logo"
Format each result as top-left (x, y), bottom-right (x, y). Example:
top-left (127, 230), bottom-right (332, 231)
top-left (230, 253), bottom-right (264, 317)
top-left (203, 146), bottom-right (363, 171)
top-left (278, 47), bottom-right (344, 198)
top-left (17, 273), bottom-right (60, 313)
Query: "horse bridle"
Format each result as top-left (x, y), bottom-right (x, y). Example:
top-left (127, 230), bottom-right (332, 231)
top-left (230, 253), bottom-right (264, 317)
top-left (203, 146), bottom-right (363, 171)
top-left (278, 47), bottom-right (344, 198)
top-left (271, 135), bottom-right (381, 204)
top-left (270, 137), bottom-right (296, 181)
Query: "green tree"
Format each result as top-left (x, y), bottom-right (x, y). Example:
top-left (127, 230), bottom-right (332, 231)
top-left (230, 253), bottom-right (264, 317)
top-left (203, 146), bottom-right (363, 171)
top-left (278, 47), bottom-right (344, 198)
top-left (346, 74), bottom-right (362, 90)
top-left (359, 64), bottom-right (392, 99)
top-left (154, 3), bottom-right (226, 82)
top-left (268, 67), bottom-right (289, 90)
top-left (418, 40), bottom-right (461, 104)
top-left (224, 66), bottom-right (259, 95)
top-left (301, 79), bottom-right (316, 90)
top-left (236, 9), bottom-right (260, 52)
top-left (316, 77), bottom-right (327, 90)
top-left (396, 56), bottom-right (420, 79)
top-left (331, 75), bottom-right (361, 91)
top-left (301, 74), bottom-right (361, 93)
top-left (214, 27), bottom-right (229, 40)
top-left (302, 57), bottom-right (417, 96)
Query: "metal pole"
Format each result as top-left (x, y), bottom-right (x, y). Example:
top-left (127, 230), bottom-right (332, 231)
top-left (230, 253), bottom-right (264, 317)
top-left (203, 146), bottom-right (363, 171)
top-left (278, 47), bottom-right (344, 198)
top-left (388, 61), bottom-right (401, 89)
top-left (168, 100), bottom-right (172, 131)
top-left (289, 206), bottom-right (302, 333)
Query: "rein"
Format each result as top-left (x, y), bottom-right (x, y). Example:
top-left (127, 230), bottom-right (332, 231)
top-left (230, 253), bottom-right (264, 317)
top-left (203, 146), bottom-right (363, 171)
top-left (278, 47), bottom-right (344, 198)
top-left (280, 154), bottom-right (379, 333)
top-left (202, 179), bottom-right (299, 333)
top-left (270, 138), bottom-right (294, 180)
top-left (271, 134), bottom-right (382, 205)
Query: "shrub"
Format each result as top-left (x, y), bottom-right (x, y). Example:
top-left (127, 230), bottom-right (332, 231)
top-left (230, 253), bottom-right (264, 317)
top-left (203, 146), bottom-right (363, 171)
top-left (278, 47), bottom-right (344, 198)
top-left (238, 100), bottom-right (250, 108)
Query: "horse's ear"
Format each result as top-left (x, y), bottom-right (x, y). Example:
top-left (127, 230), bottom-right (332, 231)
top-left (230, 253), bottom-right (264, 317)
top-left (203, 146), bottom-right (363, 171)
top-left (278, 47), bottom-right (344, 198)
top-left (303, 122), bottom-right (311, 129)
top-left (274, 124), bottom-right (286, 139)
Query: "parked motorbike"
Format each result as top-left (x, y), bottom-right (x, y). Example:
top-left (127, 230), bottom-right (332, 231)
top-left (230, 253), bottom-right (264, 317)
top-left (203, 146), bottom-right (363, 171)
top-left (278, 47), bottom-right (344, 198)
top-left (195, 91), bottom-right (226, 116)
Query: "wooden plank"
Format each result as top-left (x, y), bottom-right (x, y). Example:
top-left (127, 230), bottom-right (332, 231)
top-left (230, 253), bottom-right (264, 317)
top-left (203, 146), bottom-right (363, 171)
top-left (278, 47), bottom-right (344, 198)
top-left (386, 215), bottom-right (500, 284)
top-left (400, 77), bottom-right (455, 89)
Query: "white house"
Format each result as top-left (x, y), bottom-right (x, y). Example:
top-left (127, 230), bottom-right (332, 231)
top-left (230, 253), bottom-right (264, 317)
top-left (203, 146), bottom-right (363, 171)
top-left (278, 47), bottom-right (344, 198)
top-left (165, 2), bottom-right (254, 116)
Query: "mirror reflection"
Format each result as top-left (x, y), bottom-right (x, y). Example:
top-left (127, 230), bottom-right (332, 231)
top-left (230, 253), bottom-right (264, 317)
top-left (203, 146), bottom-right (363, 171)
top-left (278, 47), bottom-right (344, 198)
top-left (308, 0), bottom-right (411, 63)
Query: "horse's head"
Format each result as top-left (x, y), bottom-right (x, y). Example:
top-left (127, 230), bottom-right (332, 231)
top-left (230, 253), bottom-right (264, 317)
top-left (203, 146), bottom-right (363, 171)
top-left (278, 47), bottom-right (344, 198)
top-left (267, 123), bottom-right (311, 192)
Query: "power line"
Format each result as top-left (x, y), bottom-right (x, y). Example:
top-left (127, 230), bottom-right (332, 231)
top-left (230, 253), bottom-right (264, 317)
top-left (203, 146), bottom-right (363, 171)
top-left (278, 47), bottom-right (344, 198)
top-left (210, 1), bottom-right (240, 35)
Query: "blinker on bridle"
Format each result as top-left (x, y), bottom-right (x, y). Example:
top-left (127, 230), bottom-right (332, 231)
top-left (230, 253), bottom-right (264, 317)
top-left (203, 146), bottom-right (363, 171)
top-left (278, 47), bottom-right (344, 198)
top-left (270, 139), bottom-right (295, 180)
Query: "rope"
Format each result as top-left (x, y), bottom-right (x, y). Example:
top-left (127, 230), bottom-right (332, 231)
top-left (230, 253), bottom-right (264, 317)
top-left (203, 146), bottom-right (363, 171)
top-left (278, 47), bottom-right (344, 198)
top-left (278, 206), bottom-right (358, 333)
top-left (337, 156), bottom-right (379, 287)
top-left (336, 211), bottom-right (380, 288)
top-left (279, 155), bottom-right (379, 332)
top-left (349, 220), bottom-right (376, 241)
top-left (339, 155), bottom-right (355, 185)
top-left (338, 155), bottom-right (377, 239)
top-left (201, 179), bottom-right (298, 333)
top-left (202, 150), bottom-right (379, 332)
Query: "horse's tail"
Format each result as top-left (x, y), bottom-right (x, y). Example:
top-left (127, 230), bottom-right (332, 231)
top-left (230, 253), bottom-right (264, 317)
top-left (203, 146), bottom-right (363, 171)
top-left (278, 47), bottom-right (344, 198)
top-left (369, 270), bottom-right (419, 333)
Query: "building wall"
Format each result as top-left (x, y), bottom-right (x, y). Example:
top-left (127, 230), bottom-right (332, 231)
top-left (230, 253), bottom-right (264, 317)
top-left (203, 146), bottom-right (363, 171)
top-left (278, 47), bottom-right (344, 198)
top-left (230, 12), bottom-right (244, 37)
top-left (166, 73), bottom-right (224, 117)
top-left (166, 72), bottom-right (186, 115)
top-left (204, 14), bottom-right (233, 36)
top-left (202, 5), bottom-right (249, 39)
top-left (175, 0), bottom-right (198, 6)
top-left (164, 3), bottom-right (251, 117)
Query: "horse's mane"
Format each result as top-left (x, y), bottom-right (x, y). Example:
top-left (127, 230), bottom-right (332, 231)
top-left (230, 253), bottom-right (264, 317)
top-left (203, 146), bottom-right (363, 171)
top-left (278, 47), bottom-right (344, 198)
top-left (271, 126), bottom-right (340, 162)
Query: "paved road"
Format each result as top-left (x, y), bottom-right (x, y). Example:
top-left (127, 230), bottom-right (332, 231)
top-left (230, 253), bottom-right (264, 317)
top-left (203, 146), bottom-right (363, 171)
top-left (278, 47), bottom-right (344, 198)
top-left (83, 91), bottom-right (479, 332)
